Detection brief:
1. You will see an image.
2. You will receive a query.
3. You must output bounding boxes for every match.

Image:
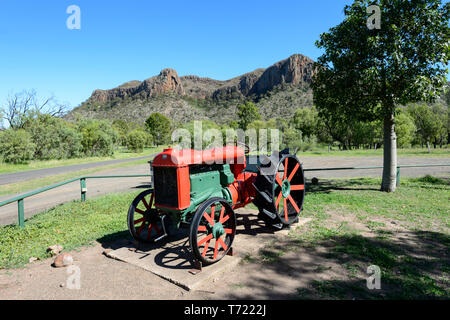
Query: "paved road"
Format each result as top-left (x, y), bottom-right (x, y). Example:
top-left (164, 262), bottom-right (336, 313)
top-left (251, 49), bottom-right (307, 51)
top-left (0, 155), bottom-right (448, 226)
top-left (0, 155), bottom-right (156, 186)
top-left (299, 156), bottom-right (450, 179)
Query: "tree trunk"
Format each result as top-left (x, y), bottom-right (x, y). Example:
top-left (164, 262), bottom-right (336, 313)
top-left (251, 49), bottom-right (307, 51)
top-left (381, 113), bottom-right (397, 192)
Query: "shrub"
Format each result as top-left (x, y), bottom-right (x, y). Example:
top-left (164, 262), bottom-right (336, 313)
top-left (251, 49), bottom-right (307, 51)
top-left (282, 128), bottom-right (317, 152)
top-left (126, 130), bottom-right (147, 153)
top-left (0, 129), bottom-right (35, 163)
top-left (24, 114), bottom-right (82, 160)
top-left (77, 119), bottom-right (117, 156)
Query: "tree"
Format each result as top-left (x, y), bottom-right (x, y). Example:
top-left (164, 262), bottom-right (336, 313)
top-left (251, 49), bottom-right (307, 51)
top-left (112, 119), bottom-right (131, 146)
top-left (395, 109), bottom-right (416, 148)
top-left (237, 102), bottom-right (261, 130)
top-left (431, 103), bottom-right (448, 147)
top-left (407, 103), bottom-right (441, 151)
top-left (291, 107), bottom-right (319, 138)
top-left (312, 0), bottom-right (449, 192)
top-left (1, 90), bottom-right (68, 129)
top-left (0, 129), bottom-right (35, 163)
top-left (145, 113), bottom-right (171, 146)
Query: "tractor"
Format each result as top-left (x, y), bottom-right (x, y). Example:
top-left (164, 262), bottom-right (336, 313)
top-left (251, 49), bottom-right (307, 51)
top-left (127, 145), bottom-right (305, 267)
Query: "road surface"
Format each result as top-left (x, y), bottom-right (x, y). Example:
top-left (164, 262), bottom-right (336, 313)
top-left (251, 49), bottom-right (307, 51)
top-left (0, 155), bottom-right (448, 226)
top-left (0, 154), bottom-right (156, 186)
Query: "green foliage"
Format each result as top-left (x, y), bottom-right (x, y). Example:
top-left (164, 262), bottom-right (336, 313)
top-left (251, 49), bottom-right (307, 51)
top-left (77, 119), bottom-right (118, 157)
top-left (237, 101), bottom-right (261, 130)
top-left (395, 110), bottom-right (416, 148)
top-left (0, 129), bottom-right (35, 163)
top-left (282, 127), bottom-right (317, 152)
top-left (23, 113), bottom-right (82, 160)
top-left (145, 113), bottom-right (171, 146)
top-left (291, 107), bottom-right (319, 138)
top-left (112, 119), bottom-right (131, 146)
top-left (313, 0), bottom-right (449, 120)
top-left (407, 103), bottom-right (442, 148)
top-left (180, 120), bottom-right (222, 149)
top-left (126, 130), bottom-right (148, 153)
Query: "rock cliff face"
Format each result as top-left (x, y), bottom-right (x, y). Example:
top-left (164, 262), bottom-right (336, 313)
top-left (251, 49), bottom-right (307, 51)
top-left (85, 54), bottom-right (315, 104)
top-left (249, 54), bottom-right (316, 95)
top-left (88, 68), bottom-right (185, 103)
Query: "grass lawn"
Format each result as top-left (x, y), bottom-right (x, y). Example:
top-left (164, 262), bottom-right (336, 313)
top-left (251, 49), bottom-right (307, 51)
top-left (0, 146), bottom-right (167, 175)
top-left (0, 176), bottom-right (448, 299)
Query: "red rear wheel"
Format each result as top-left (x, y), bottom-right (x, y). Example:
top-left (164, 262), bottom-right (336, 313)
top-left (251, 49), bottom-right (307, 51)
top-left (273, 155), bottom-right (305, 225)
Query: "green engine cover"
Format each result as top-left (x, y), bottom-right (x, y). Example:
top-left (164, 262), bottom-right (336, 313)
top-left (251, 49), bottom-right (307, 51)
top-left (163, 164), bottom-right (236, 225)
top-left (189, 164), bottom-right (234, 207)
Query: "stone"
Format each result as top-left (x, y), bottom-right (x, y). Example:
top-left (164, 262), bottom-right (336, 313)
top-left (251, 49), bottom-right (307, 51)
top-left (47, 245), bottom-right (63, 256)
top-left (29, 257), bottom-right (39, 263)
top-left (53, 253), bottom-right (73, 268)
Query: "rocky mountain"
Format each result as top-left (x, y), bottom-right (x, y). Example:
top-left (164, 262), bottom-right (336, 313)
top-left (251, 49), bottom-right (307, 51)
top-left (68, 54), bottom-right (316, 124)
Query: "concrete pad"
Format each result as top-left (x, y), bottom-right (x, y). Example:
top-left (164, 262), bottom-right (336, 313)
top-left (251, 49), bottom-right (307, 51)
top-left (105, 208), bottom-right (312, 291)
top-left (105, 228), bottom-right (240, 291)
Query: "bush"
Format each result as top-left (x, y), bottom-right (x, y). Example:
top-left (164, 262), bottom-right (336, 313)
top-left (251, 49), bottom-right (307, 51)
top-left (77, 119), bottom-right (118, 157)
top-left (282, 128), bottom-right (317, 152)
top-left (126, 130), bottom-right (147, 153)
top-left (0, 129), bottom-right (35, 163)
top-left (24, 114), bottom-right (82, 160)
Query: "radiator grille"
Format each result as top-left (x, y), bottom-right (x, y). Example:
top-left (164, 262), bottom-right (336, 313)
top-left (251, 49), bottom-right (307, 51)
top-left (153, 167), bottom-right (179, 208)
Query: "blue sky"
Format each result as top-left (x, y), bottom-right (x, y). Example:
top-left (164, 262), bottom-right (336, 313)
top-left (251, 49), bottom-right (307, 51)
top-left (0, 0), bottom-right (356, 109)
top-left (2, 0), bottom-right (446, 112)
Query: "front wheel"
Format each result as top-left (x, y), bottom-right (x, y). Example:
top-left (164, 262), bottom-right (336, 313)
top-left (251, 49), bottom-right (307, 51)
top-left (189, 198), bottom-right (236, 266)
top-left (127, 189), bottom-right (168, 243)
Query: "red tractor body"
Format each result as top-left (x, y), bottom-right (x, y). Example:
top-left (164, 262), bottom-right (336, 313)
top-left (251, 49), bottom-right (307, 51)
top-left (127, 146), bottom-right (305, 266)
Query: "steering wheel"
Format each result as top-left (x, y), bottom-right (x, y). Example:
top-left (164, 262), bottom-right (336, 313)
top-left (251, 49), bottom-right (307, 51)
top-left (236, 141), bottom-right (250, 154)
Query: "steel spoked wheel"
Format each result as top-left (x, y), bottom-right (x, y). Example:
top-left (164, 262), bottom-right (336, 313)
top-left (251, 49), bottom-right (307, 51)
top-left (127, 189), bottom-right (167, 243)
top-left (189, 198), bottom-right (236, 266)
top-left (273, 155), bottom-right (305, 225)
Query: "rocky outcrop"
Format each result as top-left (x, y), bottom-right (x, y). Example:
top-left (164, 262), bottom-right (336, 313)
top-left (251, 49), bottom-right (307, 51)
top-left (88, 68), bottom-right (185, 103)
top-left (212, 69), bottom-right (265, 100)
top-left (249, 54), bottom-right (316, 96)
top-left (83, 54), bottom-right (315, 104)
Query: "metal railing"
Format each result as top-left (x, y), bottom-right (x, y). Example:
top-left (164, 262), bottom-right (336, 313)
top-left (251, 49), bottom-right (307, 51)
top-left (0, 175), bottom-right (151, 227)
top-left (303, 164), bottom-right (450, 187)
top-left (0, 163), bottom-right (449, 228)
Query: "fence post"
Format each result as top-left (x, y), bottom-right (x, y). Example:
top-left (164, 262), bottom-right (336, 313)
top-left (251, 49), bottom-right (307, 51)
top-left (18, 199), bottom-right (24, 228)
top-left (396, 166), bottom-right (400, 187)
top-left (80, 178), bottom-right (87, 202)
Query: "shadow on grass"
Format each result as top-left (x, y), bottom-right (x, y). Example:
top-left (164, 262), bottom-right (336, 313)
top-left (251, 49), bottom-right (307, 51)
top-left (306, 180), bottom-right (380, 193)
top-left (225, 230), bottom-right (449, 300)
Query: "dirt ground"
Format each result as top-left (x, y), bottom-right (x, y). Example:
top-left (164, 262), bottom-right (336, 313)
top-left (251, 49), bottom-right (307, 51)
top-left (0, 206), bottom-right (441, 300)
